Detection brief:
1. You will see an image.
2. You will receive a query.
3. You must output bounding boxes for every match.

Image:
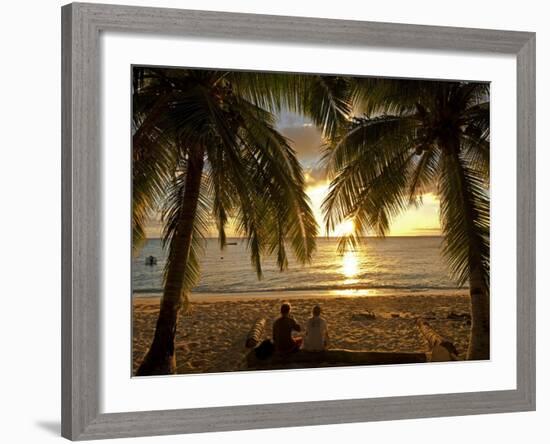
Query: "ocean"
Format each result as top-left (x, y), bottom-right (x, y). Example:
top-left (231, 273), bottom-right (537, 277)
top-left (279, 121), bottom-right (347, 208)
top-left (132, 237), bottom-right (465, 297)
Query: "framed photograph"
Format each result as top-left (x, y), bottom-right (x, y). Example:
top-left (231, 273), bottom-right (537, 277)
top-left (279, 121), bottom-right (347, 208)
top-left (62, 2), bottom-right (536, 440)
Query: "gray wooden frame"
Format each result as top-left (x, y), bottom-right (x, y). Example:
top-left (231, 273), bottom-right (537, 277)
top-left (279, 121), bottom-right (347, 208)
top-left (61, 2), bottom-right (536, 440)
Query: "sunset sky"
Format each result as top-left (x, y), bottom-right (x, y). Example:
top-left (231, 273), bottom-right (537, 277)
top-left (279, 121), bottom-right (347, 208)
top-left (278, 112), bottom-right (441, 238)
top-left (143, 111), bottom-right (441, 238)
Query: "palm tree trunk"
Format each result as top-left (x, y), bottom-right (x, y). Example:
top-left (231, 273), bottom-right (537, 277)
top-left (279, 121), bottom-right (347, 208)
top-left (136, 145), bottom-right (205, 376)
top-left (467, 265), bottom-right (490, 360)
top-left (443, 136), bottom-right (490, 361)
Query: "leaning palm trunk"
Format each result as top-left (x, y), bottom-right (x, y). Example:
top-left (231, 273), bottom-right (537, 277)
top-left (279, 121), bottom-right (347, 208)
top-left (467, 266), bottom-right (490, 360)
top-left (136, 145), bottom-right (205, 376)
top-left (442, 141), bottom-right (490, 361)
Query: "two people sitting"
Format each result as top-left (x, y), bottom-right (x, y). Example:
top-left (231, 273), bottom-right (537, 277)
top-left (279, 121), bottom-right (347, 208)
top-left (272, 302), bottom-right (329, 354)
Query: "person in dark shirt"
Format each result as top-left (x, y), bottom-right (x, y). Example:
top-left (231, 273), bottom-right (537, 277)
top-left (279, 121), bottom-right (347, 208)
top-left (272, 302), bottom-right (302, 353)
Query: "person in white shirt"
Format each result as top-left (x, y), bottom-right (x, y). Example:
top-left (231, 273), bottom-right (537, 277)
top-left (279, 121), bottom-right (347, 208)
top-left (303, 305), bottom-right (329, 351)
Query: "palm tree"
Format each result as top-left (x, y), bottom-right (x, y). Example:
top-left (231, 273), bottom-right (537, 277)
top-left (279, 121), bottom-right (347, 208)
top-left (323, 79), bottom-right (490, 360)
top-left (132, 68), bottom-right (349, 375)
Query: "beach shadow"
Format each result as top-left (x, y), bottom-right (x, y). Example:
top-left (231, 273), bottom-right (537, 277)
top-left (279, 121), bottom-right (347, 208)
top-left (36, 420), bottom-right (60, 436)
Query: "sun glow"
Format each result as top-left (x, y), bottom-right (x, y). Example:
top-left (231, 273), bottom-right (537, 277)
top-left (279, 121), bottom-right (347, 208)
top-left (304, 183), bottom-right (359, 237)
top-left (334, 219), bottom-right (355, 237)
top-left (303, 183), bottom-right (440, 237)
top-left (144, 184), bottom-right (442, 239)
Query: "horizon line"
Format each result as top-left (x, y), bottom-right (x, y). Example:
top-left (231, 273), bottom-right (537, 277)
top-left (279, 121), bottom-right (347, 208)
top-left (143, 234), bottom-right (443, 240)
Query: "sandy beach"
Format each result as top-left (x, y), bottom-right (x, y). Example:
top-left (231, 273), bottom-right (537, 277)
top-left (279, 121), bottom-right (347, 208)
top-left (132, 291), bottom-right (471, 375)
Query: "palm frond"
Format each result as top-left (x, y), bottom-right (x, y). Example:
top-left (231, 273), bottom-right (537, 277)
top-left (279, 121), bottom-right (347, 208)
top-left (408, 147), bottom-right (440, 204)
top-left (230, 73), bottom-right (352, 141)
top-left (322, 115), bottom-right (417, 236)
top-left (204, 144), bottom-right (236, 249)
top-left (192, 86), bottom-right (319, 274)
top-left (327, 148), bottom-right (416, 252)
top-left (439, 148), bottom-right (490, 290)
top-left (161, 167), bottom-right (210, 300)
top-left (132, 83), bottom-right (179, 254)
top-left (228, 71), bottom-right (306, 113)
top-left (324, 115), bottom-right (416, 177)
top-left (233, 97), bottom-right (318, 264)
top-left (351, 78), bottom-right (447, 116)
top-left (461, 101), bottom-right (490, 137)
top-left (460, 134), bottom-right (490, 183)
top-left (303, 76), bottom-right (352, 139)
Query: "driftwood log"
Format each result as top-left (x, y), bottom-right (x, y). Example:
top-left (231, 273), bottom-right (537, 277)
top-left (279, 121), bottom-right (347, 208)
top-left (416, 318), bottom-right (459, 362)
top-left (247, 349), bottom-right (426, 369)
top-left (245, 318), bottom-right (266, 348)
top-left (244, 318), bottom-right (458, 369)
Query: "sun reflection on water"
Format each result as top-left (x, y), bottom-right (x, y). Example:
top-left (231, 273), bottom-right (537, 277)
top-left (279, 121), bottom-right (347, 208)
top-left (341, 250), bottom-right (359, 283)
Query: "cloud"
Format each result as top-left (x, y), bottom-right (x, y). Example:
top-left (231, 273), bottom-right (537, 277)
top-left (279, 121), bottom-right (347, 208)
top-left (303, 164), bottom-right (329, 186)
top-left (276, 110), bottom-right (312, 128)
top-left (279, 125), bottom-right (324, 164)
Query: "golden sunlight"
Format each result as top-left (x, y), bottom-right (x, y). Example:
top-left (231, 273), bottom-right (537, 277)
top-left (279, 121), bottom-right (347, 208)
top-left (341, 250), bottom-right (359, 280)
top-left (305, 183), bottom-right (441, 237)
top-left (145, 187), bottom-right (441, 238)
top-left (335, 219), bottom-right (355, 237)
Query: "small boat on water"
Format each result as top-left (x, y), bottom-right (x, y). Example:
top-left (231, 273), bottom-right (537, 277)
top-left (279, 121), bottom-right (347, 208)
top-left (224, 241), bottom-right (238, 246)
top-left (145, 255), bottom-right (157, 266)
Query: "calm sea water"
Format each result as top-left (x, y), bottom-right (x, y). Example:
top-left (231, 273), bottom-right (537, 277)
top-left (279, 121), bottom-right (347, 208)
top-left (133, 237), bottom-right (465, 297)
